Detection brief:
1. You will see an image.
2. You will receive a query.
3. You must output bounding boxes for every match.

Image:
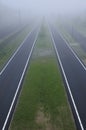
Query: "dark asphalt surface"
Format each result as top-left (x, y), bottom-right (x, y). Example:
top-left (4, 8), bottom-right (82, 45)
top-left (0, 24), bottom-right (23, 39)
top-left (50, 25), bottom-right (86, 130)
top-left (0, 25), bottom-right (28, 51)
top-left (0, 26), bottom-right (39, 130)
top-left (65, 25), bottom-right (86, 52)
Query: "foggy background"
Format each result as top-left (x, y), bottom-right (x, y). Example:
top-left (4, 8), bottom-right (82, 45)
top-left (1, 0), bottom-right (86, 15)
top-left (0, 0), bottom-right (86, 32)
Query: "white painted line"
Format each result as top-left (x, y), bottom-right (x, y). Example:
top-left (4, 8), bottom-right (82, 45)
top-left (0, 27), bottom-right (36, 75)
top-left (59, 32), bottom-right (86, 71)
top-left (48, 26), bottom-right (84, 130)
top-left (0, 25), bottom-right (25, 45)
top-left (2, 26), bottom-right (40, 130)
top-left (0, 28), bottom-right (19, 43)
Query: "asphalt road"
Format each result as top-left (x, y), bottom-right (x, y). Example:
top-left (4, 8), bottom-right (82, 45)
top-left (0, 24), bottom-right (25, 39)
top-left (0, 26), bottom-right (39, 130)
top-left (0, 24), bottom-right (28, 51)
top-left (49, 24), bottom-right (86, 130)
top-left (65, 25), bottom-right (86, 52)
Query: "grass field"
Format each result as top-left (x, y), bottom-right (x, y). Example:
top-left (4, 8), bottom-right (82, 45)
top-left (10, 23), bottom-right (76, 130)
top-left (0, 25), bottom-right (31, 70)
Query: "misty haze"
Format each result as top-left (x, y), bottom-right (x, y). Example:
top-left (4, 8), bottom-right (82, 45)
top-left (0, 0), bottom-right (86, 130)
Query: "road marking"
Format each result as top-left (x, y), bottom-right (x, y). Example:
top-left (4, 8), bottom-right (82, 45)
top-left (0, 27), bottom-right (36, 75)
top-left (59, 31), bottom-right (86, 71)
top-left (2, 26), bottom-right (40, 130)
top-left (0, 27), bottom-right (22, 43)
top-left (48, 25), bottom-right (84, 130)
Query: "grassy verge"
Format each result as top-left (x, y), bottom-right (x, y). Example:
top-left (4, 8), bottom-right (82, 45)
top-left (57, 23), bottom-right (86, 65)
top-left (71, 20), bottom-right (86, 37)
top-left (0, 25), bottom-right (31, 70)
top-left (10, 23), bottom-right (76, 130)
top-left (75, 25), bottom-right (86, 37)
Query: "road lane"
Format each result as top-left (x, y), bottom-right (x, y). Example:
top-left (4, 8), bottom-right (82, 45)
top-left (0, 26), bottom-right (40, 130)
top-left (65, 25), bottom-right (86, 52)
top-left (0, 25), bottom-right (27, 50)
top-left (49, 25), bottom-right (86, 130)
top-left (0, 26), bottom-right (36, 75)
top-left (0, 24), bottom-right (24, 39)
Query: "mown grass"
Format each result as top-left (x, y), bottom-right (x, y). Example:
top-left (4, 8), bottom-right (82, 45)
top-left (10, 23), bottom-right (76, 130)
top-left (0, 25), bottom-right (31, 70)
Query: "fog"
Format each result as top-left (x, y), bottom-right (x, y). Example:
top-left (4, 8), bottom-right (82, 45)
top-left (1, 0), bottom-right (86, 16)
top-left (0, 0), bottom-right (86, 31)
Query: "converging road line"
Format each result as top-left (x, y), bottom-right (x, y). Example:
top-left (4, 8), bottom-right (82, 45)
top-left (2, 26), bottom-right (40, 130)
top-left (48, 25), bottom-right (84, 130)
top-left (58, 32), bottom-right (86, 71)
top-left (0, 25), bottom-right (24, 43)
top-left (0, 27), bottom-right (36, 75)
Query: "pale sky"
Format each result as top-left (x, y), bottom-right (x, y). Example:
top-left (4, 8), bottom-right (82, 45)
top-left (2, 0), bottom-right (86, 15)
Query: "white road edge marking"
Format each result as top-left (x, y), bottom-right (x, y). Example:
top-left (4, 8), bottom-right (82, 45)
top-left (2, 26), bottom-right (40, 130)
top-left (48, 25), bottom-right (84, 130)
top-left (0, 26), bottom-right (23, 43)
top-left (0, 28), bottom-right (19, 43)
top-left (59, 31), bottom-right (86, 71)
top-left (0, 27), bottom-right (36, 75)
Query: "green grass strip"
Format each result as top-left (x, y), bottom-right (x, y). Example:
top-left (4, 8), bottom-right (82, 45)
top-left (10, 23), bottom-right (76, 130)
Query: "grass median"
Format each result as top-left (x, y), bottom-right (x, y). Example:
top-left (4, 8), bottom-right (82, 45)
top-left (10, 23), bottom-right (76, 130)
